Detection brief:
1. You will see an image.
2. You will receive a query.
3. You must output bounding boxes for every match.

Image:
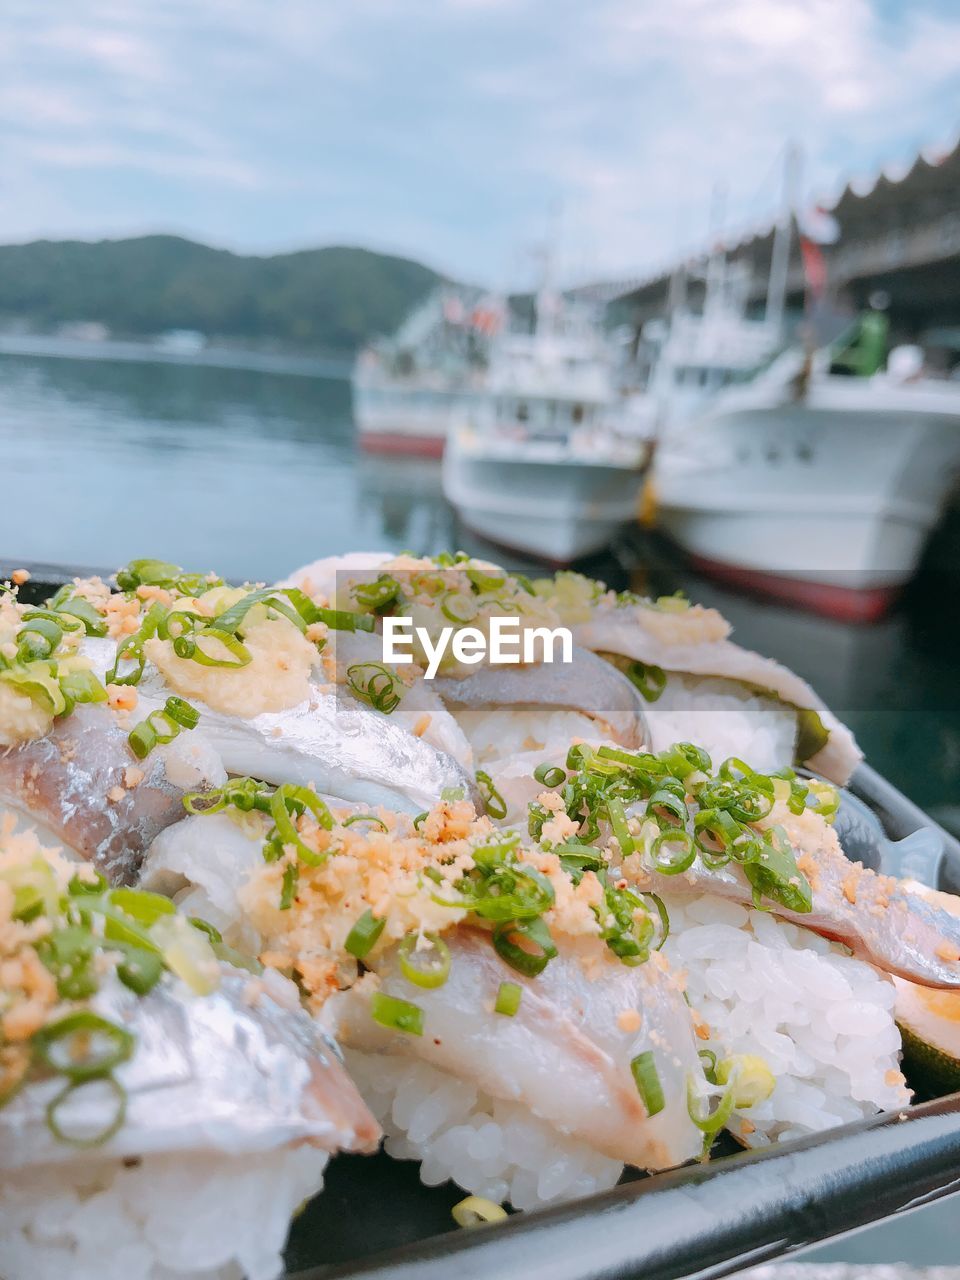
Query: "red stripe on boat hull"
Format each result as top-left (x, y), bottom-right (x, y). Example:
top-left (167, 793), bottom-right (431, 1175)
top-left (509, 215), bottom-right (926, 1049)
top-left (688, 552), bottom-right (901, 623)
top-left (358, 431), bottom-right (445, 458)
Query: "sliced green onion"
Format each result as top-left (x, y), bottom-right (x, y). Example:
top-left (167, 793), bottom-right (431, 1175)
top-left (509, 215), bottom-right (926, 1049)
top-left (127, 700), bottom-right (195, 760)
top-left (115, 944), bottom-right (165, 995)
top-left (742, 827), bottom-right (812, 914)
top-left (698, 1048), bottom-right (719, 1083)
top-left (658, 742), bottom-right (712, 779)
top-left (647, 788), bottom-right (688, 829)
top-left (693, 807), bottom-right (741, 856)
top-left (398, 932), bottom-right (451, 989)
top-left (441, 590), bottom-right (478, 623)
top-left (189, 917), bottom-right (223, 943)
top-left (163, 696), bottom-right (200, 729)
top-left (52, 596), bottom-right (108, 636)
top-left (312, 607), bottom-right (376, 633)
top-left (605, 796), bottom-right (635, 856)
top-left (280, 862), bottom-right (299, 910)
top-left (46, 1076), bottom-right (128, 1148)
top-left (492, 916), bottom-right (557, 976)
top-left (344, 908), bottom-right (386, 959)
top-left (16, 615), bottom-right (63, 662)
top-left (475, 770), bottom-right (507, 820)
top-left (173, 627), bottom-right (251, 668)
top-left (533, 763), bottom-right (566, 788)
top-left (342, 813), bottom-right (389, 831)
top-left (494, 981), bottom-right (522, 1016)
top-left (466, 568), bottom-right (505, 594)
top-left (650, 828), bottom-right (696, 875)
top-left (630, 1050), bottom-right (665, 1117)
top-left (116, 558), bottom-right (184, 591)
top-left (106, 601), bottom-right (167, 685)
top-left (626, 660), bottom-right (667, 703)
top-left (346, 662), bottom-right (402, 714)
top-left (686, 1075), bottom-right (737, 1135)
top-left (34, 1011), bottom-right (135, 1082)
top-left (107, 887), bottom-right (176, 927)
top-left (353, 575), bottom-right (402, 613)
top-left (268, 785), bottom-right (333, 867)
top-left (370, 992), bottom-right (424, 1036)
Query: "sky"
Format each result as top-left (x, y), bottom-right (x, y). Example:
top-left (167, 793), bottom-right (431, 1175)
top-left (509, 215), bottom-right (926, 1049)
top-left (1, 0), bottom-right (959, 286)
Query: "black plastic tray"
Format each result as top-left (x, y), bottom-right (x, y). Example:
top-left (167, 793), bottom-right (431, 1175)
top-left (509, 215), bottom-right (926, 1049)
top-left (9, 564), bottom-right (960, 1279)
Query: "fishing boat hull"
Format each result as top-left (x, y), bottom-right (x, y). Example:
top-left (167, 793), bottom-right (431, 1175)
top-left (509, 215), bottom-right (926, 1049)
top-left (351, 380), bottom-right (477, 457)
top-left (656, 382), bottom-right (960, 621)
top-left (443, 430), bottom-right (648, 563)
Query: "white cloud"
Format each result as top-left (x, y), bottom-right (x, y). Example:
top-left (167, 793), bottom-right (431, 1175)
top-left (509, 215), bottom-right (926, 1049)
top-left (0, 0), bottom-right (956, 280)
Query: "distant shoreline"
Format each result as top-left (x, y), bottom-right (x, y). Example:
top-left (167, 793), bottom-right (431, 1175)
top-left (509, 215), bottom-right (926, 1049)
top-left (0, 332), bottom-right (353, 380)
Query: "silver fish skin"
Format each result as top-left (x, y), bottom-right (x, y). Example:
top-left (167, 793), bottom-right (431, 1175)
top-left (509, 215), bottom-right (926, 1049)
top-left (626, 828), bottom-right (960, 989)
top-left (574, 609), bottom-right (861, 784)
top-left (82, 636), bottom-right (478, 814)
top-left (0, 968), bottom-right (380, 1172)
top-left (329, 926), bottom-right (703, 1171)
top-left (431, 645), bottom-right (649, 750)
top-left (0, 703), bottom-right (217, 883)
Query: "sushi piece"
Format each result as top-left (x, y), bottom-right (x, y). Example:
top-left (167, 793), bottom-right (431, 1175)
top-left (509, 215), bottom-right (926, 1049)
top-left (662, 893), bottom-right (909, 1146)
top-left (0, 817), bottom-right (378, 1280)
top-left (140, 789), bottom-right (795, 1210)
top-left (282, 553), bottom-right (861, 783)
top-left (548, 574), bottom-right (861, 784)
top-left (526, 740), bottom-right (960, 988)
top-left (0, 702), bottom-right (225, 883)
top-left (0, 579), bottom-right (223, 880)
top-left (75, 569), bottom-right (477, 813)
top-left (282, 553), bottom-right (649, 767)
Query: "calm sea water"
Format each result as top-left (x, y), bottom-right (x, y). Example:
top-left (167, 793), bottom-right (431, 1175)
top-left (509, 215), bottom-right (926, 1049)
top-left (1, 348), bottom-right (958, 818)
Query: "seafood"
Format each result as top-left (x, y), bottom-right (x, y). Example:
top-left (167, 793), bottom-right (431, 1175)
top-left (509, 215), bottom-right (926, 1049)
top-left (0, 702), bottom-right (223, 882)
top-left (0, 817), bottom-right (378, 1280)
top-left (330, 925), bottom-right (703, 1170)
top-left (81, 635), bottom-right (477, 814)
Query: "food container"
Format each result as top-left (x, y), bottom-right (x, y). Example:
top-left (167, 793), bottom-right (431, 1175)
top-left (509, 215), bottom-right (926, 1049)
top-left (9, 566), bottom-right (960, 1280)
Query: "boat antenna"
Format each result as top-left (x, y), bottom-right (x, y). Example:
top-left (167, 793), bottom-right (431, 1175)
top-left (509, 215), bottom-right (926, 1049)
top-left (766, 141), bottom-right (802, 339)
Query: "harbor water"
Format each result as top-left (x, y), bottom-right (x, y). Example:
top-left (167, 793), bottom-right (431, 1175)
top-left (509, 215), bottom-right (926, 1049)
top-left (2, 345), bottom-right (960, 1263)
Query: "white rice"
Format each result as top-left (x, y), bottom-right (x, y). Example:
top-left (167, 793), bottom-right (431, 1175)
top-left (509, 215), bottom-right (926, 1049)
top-left (0, 1147), bottom-right (328, 1280)
top-left (645, 674), bottom-right (798, 774)
top-left (663, 894), bottom-right (909, 1145)
top-left (450, 676), bottom-right (798, 776)
top-left (348, 903), bottom-right (908, 1210)
top-left (453, 707), bottom-right (602, 766)
top-left (345, 1050), bottom-right (623, 1212)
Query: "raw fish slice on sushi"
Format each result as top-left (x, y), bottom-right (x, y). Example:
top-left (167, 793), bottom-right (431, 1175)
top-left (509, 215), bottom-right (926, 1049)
top-left (281, 551), bottom-right (650, 767)
top-left (0, 578), bottom-right (224, 881)
top-left (283, 552), bottom-right (861, 784)
top-left (0, 818), bottom-right (379, 1280)
top-left (537, 570), bottom-right (862, 784)
top-left (69, 558), bottom-right (476, 814)
top-left (142, 785), bottom-right (795, 1210)
top-left (524, 739), bottom-right (960, 988)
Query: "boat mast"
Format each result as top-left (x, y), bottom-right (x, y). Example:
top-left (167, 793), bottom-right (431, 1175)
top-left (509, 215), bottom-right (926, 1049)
top-left (766, 142), bottom-right (801, 340)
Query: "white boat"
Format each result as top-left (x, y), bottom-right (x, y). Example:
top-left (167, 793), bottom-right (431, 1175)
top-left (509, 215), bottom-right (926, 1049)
top-left (351, 290), bottom-right (500, 456)
top-left (636, 263), bottom-right (781, 438)
top-left (655, 334), bottom-right (960, 620)
top-left (443, 287), bottom-right (650, 563)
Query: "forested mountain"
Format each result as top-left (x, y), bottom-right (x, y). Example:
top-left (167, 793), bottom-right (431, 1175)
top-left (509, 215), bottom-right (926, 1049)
top-left (0, 236), bottom-right (443, 353)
